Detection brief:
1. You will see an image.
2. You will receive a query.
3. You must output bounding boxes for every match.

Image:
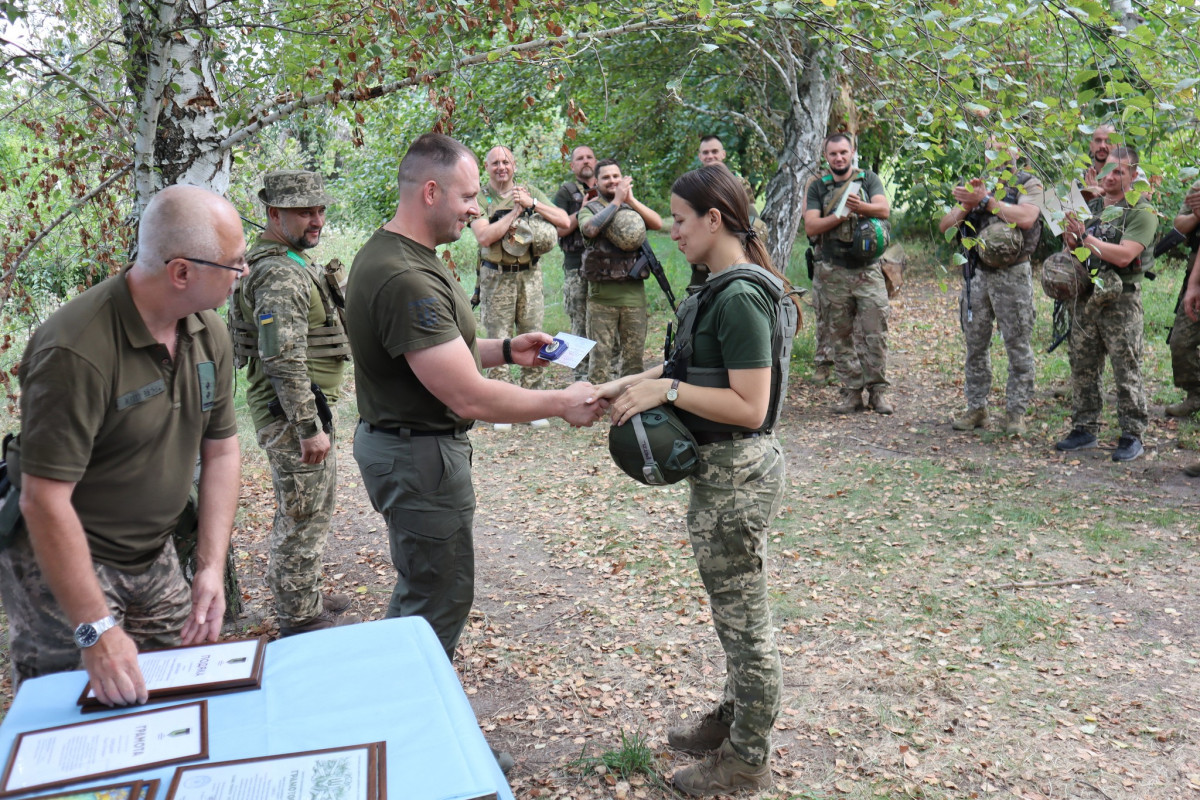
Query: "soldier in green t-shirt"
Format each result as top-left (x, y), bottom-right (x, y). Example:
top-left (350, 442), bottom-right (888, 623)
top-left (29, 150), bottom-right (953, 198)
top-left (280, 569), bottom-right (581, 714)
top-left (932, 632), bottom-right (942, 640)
top-left (1056, 147), bottom-right (1156, 462)
top-left (0, 186), bottom-right (243, 706)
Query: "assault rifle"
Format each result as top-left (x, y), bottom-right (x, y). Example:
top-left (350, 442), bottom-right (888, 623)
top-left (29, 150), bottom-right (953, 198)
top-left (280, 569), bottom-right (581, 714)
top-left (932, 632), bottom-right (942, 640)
top-left (631, 242), bottom-right (678, 310)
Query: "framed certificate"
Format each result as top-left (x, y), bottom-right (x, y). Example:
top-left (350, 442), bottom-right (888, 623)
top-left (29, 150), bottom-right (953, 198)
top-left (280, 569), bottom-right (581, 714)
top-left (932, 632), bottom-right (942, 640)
top-left (166, 743), bottom-right (386, 800)
top-left (1, 702), bottom-right (208, 796)
top-left (11, 779), bottom-right (160, 800)
top-left (78, 639), bottom-right (266, 711)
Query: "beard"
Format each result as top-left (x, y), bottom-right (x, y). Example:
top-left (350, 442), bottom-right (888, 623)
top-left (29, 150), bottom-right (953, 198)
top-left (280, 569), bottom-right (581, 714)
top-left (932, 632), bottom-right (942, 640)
top-left (830, 163), bottom-right (852, 178)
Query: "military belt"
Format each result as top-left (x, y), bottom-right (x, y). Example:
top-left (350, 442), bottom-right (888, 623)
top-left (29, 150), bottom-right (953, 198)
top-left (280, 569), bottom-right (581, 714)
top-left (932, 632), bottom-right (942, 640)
top-left (692, 430), bottom-right (767, 446)
top-left (481, 259), bottom-right (531, 273)
top-left (358, 419), bottom-right (474, 437)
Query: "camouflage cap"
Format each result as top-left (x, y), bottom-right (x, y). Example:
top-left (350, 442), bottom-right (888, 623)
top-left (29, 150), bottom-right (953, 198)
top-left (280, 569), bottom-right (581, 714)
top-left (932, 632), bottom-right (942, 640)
top-left (258, 170), bottom-right (336, 208)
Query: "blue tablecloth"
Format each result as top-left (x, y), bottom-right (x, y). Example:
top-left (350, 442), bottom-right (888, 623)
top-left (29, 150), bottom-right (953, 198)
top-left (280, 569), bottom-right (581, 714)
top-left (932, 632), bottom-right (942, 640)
top-left (0, 618), bottom-right (513, 800)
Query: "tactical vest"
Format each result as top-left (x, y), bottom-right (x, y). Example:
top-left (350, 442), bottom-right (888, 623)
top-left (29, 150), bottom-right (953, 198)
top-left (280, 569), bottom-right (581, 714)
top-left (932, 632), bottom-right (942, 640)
top-left (963, 171), bottom-right (1043, 265)
top-left (1085, 196), bottom-right (1146, 283)
top-left (229, 243), bottom-right (351, 369)
top-left (580, 200), bottom-right (641, 282)
top-left (664, 265), bottom-right (800, 434)
top-left (817, 171), bottom-right (888, 267)
top-left (558, 180), bottom-right (586, 254)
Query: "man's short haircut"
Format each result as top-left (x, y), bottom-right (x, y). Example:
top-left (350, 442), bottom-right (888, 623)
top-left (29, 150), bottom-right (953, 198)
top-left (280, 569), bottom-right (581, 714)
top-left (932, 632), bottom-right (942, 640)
top-left (700, 134), bottom-right (722, 145)
top-left (824, 132), bottom-right (854, 150)
top-left (570, 145), bottom-right (594, 159)
top-left (1110, 145), bottom-right (1139, 166)
top-left (595, 158), bottom-right (620, 174)
top-left (396, 133), bottom-right (475, 189)
top-left (137, 185), bottom-right (220, 273)
top-left (486, 145), bottom-right (515, 163)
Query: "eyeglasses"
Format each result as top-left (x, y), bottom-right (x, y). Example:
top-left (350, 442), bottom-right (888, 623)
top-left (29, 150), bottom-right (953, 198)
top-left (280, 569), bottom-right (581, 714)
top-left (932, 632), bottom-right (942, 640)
top-left (168, 256), bottom-right (247, 274)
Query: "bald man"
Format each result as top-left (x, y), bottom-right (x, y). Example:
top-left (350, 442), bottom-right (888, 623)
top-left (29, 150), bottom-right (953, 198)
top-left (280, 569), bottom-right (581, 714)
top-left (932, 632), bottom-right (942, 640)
top-left (0, 185), bottom-right (245, 706)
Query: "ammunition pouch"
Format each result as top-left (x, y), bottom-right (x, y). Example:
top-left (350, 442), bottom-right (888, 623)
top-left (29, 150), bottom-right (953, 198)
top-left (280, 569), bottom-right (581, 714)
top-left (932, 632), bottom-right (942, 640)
top-left (581, 238), bottom-right (639, 282)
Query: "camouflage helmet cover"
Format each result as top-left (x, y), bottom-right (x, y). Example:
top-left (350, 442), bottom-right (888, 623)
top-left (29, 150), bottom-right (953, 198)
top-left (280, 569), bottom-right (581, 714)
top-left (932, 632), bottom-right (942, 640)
top-left (1040, 251), bottom-right (1089, 301)
top-left (258, 170), bottom-right (336, 208)
top-left (975, 221), bottom-right (1024, 268)
top-left (529, 215), bottom-right (558, 257)
top-left (605, 207), bottom-right (648, 252)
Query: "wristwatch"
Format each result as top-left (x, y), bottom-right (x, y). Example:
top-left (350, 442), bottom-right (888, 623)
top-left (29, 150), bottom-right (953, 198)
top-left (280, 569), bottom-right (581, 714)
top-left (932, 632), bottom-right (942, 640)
top-left (530, 198), bottom-right (538, 210)
top-left (665, 379), bottom-right (680, 404)
top-left (74, 615), bottom-right (117, 648)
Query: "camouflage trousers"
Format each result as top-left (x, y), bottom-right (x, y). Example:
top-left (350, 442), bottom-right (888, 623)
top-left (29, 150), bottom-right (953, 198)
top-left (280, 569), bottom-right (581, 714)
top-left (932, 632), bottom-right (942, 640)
top-left (0, 531), bottom-right (191, 689)
top-left (353, 422), bottom-right (475, 662)
top-left (480, 264), bottom-right (544, 390)
top-left (1169, 296), bottom-right (1200, 394)
top-left (959, 261), bottom-right (1036, 415)
top-left (823, 261), bottom-right (889, 389)
top-left (257, 408), bottom-right (338, 626)
top-left (1068, 288), bottom-right (1148, 437)
top-left (563, 268), bottom-right (590, 380)
top-left (587, 301), bottom-right (647, 384)
top-left (687, 436), bottom-right (785, 766)
top-left (812, 260), bottom-right (865, 368)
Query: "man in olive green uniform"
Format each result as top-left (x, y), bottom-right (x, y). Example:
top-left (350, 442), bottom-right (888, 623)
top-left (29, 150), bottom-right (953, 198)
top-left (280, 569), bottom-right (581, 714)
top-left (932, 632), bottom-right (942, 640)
top-left (803, 133), bottom-right (893, 414)
top-left (471, 146), bottom-right (568, 400)
top-left (229, 171), bottom-right (355, 636)
top-left (553, 145), bottom-right (597, 381)
top-left (1056, 147), bottom-right (1156, 462)
top-left (579, 159), bottom-right (663, 383)
top-left (0, 185), bottom-right (243, 705)
top-left (346, 133), bottom-right (605, 668)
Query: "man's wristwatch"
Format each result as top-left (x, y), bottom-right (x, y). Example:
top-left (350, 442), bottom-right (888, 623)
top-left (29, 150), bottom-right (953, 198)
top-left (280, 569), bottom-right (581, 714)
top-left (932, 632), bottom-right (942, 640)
top-left (665, 379), bottom-right (680, 404)
top-left (74, 615), bottom-right (118, 648)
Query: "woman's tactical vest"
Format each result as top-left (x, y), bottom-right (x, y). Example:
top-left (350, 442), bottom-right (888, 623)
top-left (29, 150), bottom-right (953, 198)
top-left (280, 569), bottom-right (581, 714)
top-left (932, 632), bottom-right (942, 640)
top-left (228, 244), bottom-right (351, 368)
top-left (664, 264), bottom-right (800, 434)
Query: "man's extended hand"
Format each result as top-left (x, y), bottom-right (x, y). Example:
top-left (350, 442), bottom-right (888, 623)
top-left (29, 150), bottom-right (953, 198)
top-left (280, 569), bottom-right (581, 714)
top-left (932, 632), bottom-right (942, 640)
top-left (560, 382), bottom-right (608, 427)
top-left (299, 430), bottom-right (331, 465)
top-left (82, 626), bottom-right (147, 707)
top-left (181, 564), bottom-right (225, 645)
top-left (508, 332), bottom-right (556, 367)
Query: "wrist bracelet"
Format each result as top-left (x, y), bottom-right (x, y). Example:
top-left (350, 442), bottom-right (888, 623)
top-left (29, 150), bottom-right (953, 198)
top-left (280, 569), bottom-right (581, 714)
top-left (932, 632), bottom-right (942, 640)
top-left (502, 338), bottom-right (514, 364)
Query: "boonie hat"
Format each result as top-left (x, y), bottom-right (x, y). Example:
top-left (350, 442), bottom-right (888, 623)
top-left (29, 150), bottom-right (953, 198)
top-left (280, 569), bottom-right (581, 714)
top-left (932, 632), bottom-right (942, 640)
top-left (258, 170), bottom-right (336, 208)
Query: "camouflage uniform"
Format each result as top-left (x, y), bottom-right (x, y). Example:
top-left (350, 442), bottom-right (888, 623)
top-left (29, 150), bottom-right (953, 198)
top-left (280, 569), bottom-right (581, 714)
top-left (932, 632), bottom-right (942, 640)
top-left (960, 261), bottom-right (1036, 414)
top-left (477, 184), bottom-right (550, 390)
top-left (586, 300), bottom-right (647, 382)
top-left (688, 436), bottom-right (785, 765)
top-left (1170, 287), bottom-right (1200, 396)
top-left (553, 178), bottom-right (592, 380)
top-left (0, 531), bottom-right (191, 684)
top-left (229, 171), bottom-right (348, 628)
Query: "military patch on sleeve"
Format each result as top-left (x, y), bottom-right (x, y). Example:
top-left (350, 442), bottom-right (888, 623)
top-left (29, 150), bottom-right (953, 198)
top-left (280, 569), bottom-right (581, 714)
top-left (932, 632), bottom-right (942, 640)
top-left (196, 361), bottom-right (216, 411)
top-left (116, 379), bottom-right (166, 411)
top-left (258, 312), bottom-right (279, 357)
top-left (410, 297), bottom-right (438, 329)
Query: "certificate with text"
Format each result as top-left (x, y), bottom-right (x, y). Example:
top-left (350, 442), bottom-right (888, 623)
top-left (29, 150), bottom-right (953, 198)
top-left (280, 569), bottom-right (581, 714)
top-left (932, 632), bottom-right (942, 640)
top-left (1, 702), bottom-right (208, 796)
top-left (79, 639), bottom-right (266, 710)
top-left (14, 778), bottom-right (160, 800)
top-left (166, 743), bottom-right (386, 800)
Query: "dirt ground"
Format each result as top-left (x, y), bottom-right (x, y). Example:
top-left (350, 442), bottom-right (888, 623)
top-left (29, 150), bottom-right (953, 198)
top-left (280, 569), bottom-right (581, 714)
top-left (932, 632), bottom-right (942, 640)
top-left (3, 266), bottom-right (1199, 799)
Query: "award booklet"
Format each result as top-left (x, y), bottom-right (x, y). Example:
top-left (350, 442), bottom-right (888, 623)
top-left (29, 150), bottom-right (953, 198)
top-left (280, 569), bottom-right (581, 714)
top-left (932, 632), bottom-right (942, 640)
top-left (1, 702), bottom-right (208, 796)
top-left (78, 638), bottom-right (266, 711)
top-left (166, 743), bottom-right (386, 800)
top-left (13, 779), bottom-right (160, 800)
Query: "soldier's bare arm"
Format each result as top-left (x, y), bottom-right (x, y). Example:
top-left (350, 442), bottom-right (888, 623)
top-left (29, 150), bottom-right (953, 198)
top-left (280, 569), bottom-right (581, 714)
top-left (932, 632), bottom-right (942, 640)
top-left (1185, 249), bottom-right (1200, 322)
top-left (471, 203), bottom-right (527, 247)
top-left (182, 434), bottom-right (239, 645)
top-left (20, 474), bottom-right (147, 706)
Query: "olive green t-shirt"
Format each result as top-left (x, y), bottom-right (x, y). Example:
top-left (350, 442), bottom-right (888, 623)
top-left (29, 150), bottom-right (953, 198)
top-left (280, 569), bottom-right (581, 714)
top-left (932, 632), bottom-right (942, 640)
top-left (577, 201), bottom-right (647, 308)
top-left (1086, 195), bottom-right (1157, 284)
top-left (805, 169), bottom-right (888, 266)
top-left (346, 228), bottom-right (480, 430)
top-left (690, 271), bottom-right (774, 370)
top-left (12, 269), bottom-right (238, 571)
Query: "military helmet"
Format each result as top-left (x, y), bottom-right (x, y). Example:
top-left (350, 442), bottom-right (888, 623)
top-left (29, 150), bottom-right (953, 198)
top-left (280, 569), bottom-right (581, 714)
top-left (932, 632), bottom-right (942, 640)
top-left (502, 217), bottom-right (534, 257)
top-left (976, 222), bottom-right (1023, 268)
top-left (605, 207), bottom-right (648, 252)
top-left (529, 216), bottom-right (558, 257)
top-left (258, 170), bottom-right (336, 208)
top-left (1090, 266), bottom-right (1123, 308)
top-left (1040, 251), bottom-right (1089, 301)
top-left (608, 406), bottom-right (699, 486)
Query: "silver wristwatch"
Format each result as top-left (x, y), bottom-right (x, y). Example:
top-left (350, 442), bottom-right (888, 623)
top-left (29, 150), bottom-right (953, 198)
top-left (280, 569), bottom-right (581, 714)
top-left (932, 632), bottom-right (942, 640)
top-left (74, 614), bottom-right (118, 648)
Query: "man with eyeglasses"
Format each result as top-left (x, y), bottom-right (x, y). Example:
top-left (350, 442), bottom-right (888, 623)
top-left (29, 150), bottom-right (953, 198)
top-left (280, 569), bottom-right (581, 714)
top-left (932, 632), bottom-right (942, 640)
top-left (229, 170), bottom-right (356, 637)
top-left (0, 185), bottom-right (243, 706)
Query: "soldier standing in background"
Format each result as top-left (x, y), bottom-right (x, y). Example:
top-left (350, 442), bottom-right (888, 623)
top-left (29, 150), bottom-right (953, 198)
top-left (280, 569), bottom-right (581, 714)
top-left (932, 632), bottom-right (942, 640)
top-left (229, 171), bottom-right (357, 636)
top-left (553, 145), bottom-right (597, 381)
top-left (1164, 180), bottom-right (1200, 424)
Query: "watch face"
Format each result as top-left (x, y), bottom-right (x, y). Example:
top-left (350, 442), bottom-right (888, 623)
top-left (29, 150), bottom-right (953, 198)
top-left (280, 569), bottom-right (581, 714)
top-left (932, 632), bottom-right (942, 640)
top-left (666, 389), bottom-right (678, 402)
top-left (75, 624), bottom-right (99, 648)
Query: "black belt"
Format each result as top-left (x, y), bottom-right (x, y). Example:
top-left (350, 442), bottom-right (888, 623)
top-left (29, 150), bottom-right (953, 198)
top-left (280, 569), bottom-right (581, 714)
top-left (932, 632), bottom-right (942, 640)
top-left (358, 420), bottom-right (474, 437)
top-left (692, 430), bottom-right (766, 446)
top-left (481, 259), bottom-right (531, 273)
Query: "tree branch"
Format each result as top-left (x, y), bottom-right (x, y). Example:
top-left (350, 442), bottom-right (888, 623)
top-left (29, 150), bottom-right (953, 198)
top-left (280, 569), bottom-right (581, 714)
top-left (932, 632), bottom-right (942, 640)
top-left (677, 98), bottom-right (773, 153)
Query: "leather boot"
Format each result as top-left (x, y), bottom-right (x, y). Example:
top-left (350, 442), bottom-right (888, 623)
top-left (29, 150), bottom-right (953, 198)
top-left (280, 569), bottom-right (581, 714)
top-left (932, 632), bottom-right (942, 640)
top-left (1004, 412), bottom-right (1026, 436)
top-left (1165, 393), bottom-right (1200, 417)
top-left (952, 407), bottom-right (988, 431)
top-left (667, 711), bottom-right (731, 755)
top-left (832, 388), bottom-right (864, 414)
top-left (672, 740), bottom-right (772, 796)
top-left (868, 386), bottom-right (893, 415)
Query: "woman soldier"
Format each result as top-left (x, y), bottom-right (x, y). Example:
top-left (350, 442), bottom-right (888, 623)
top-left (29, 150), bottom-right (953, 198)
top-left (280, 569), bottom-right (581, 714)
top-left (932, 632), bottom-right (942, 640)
top-left (593, 163), bottom-right (796, 794)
